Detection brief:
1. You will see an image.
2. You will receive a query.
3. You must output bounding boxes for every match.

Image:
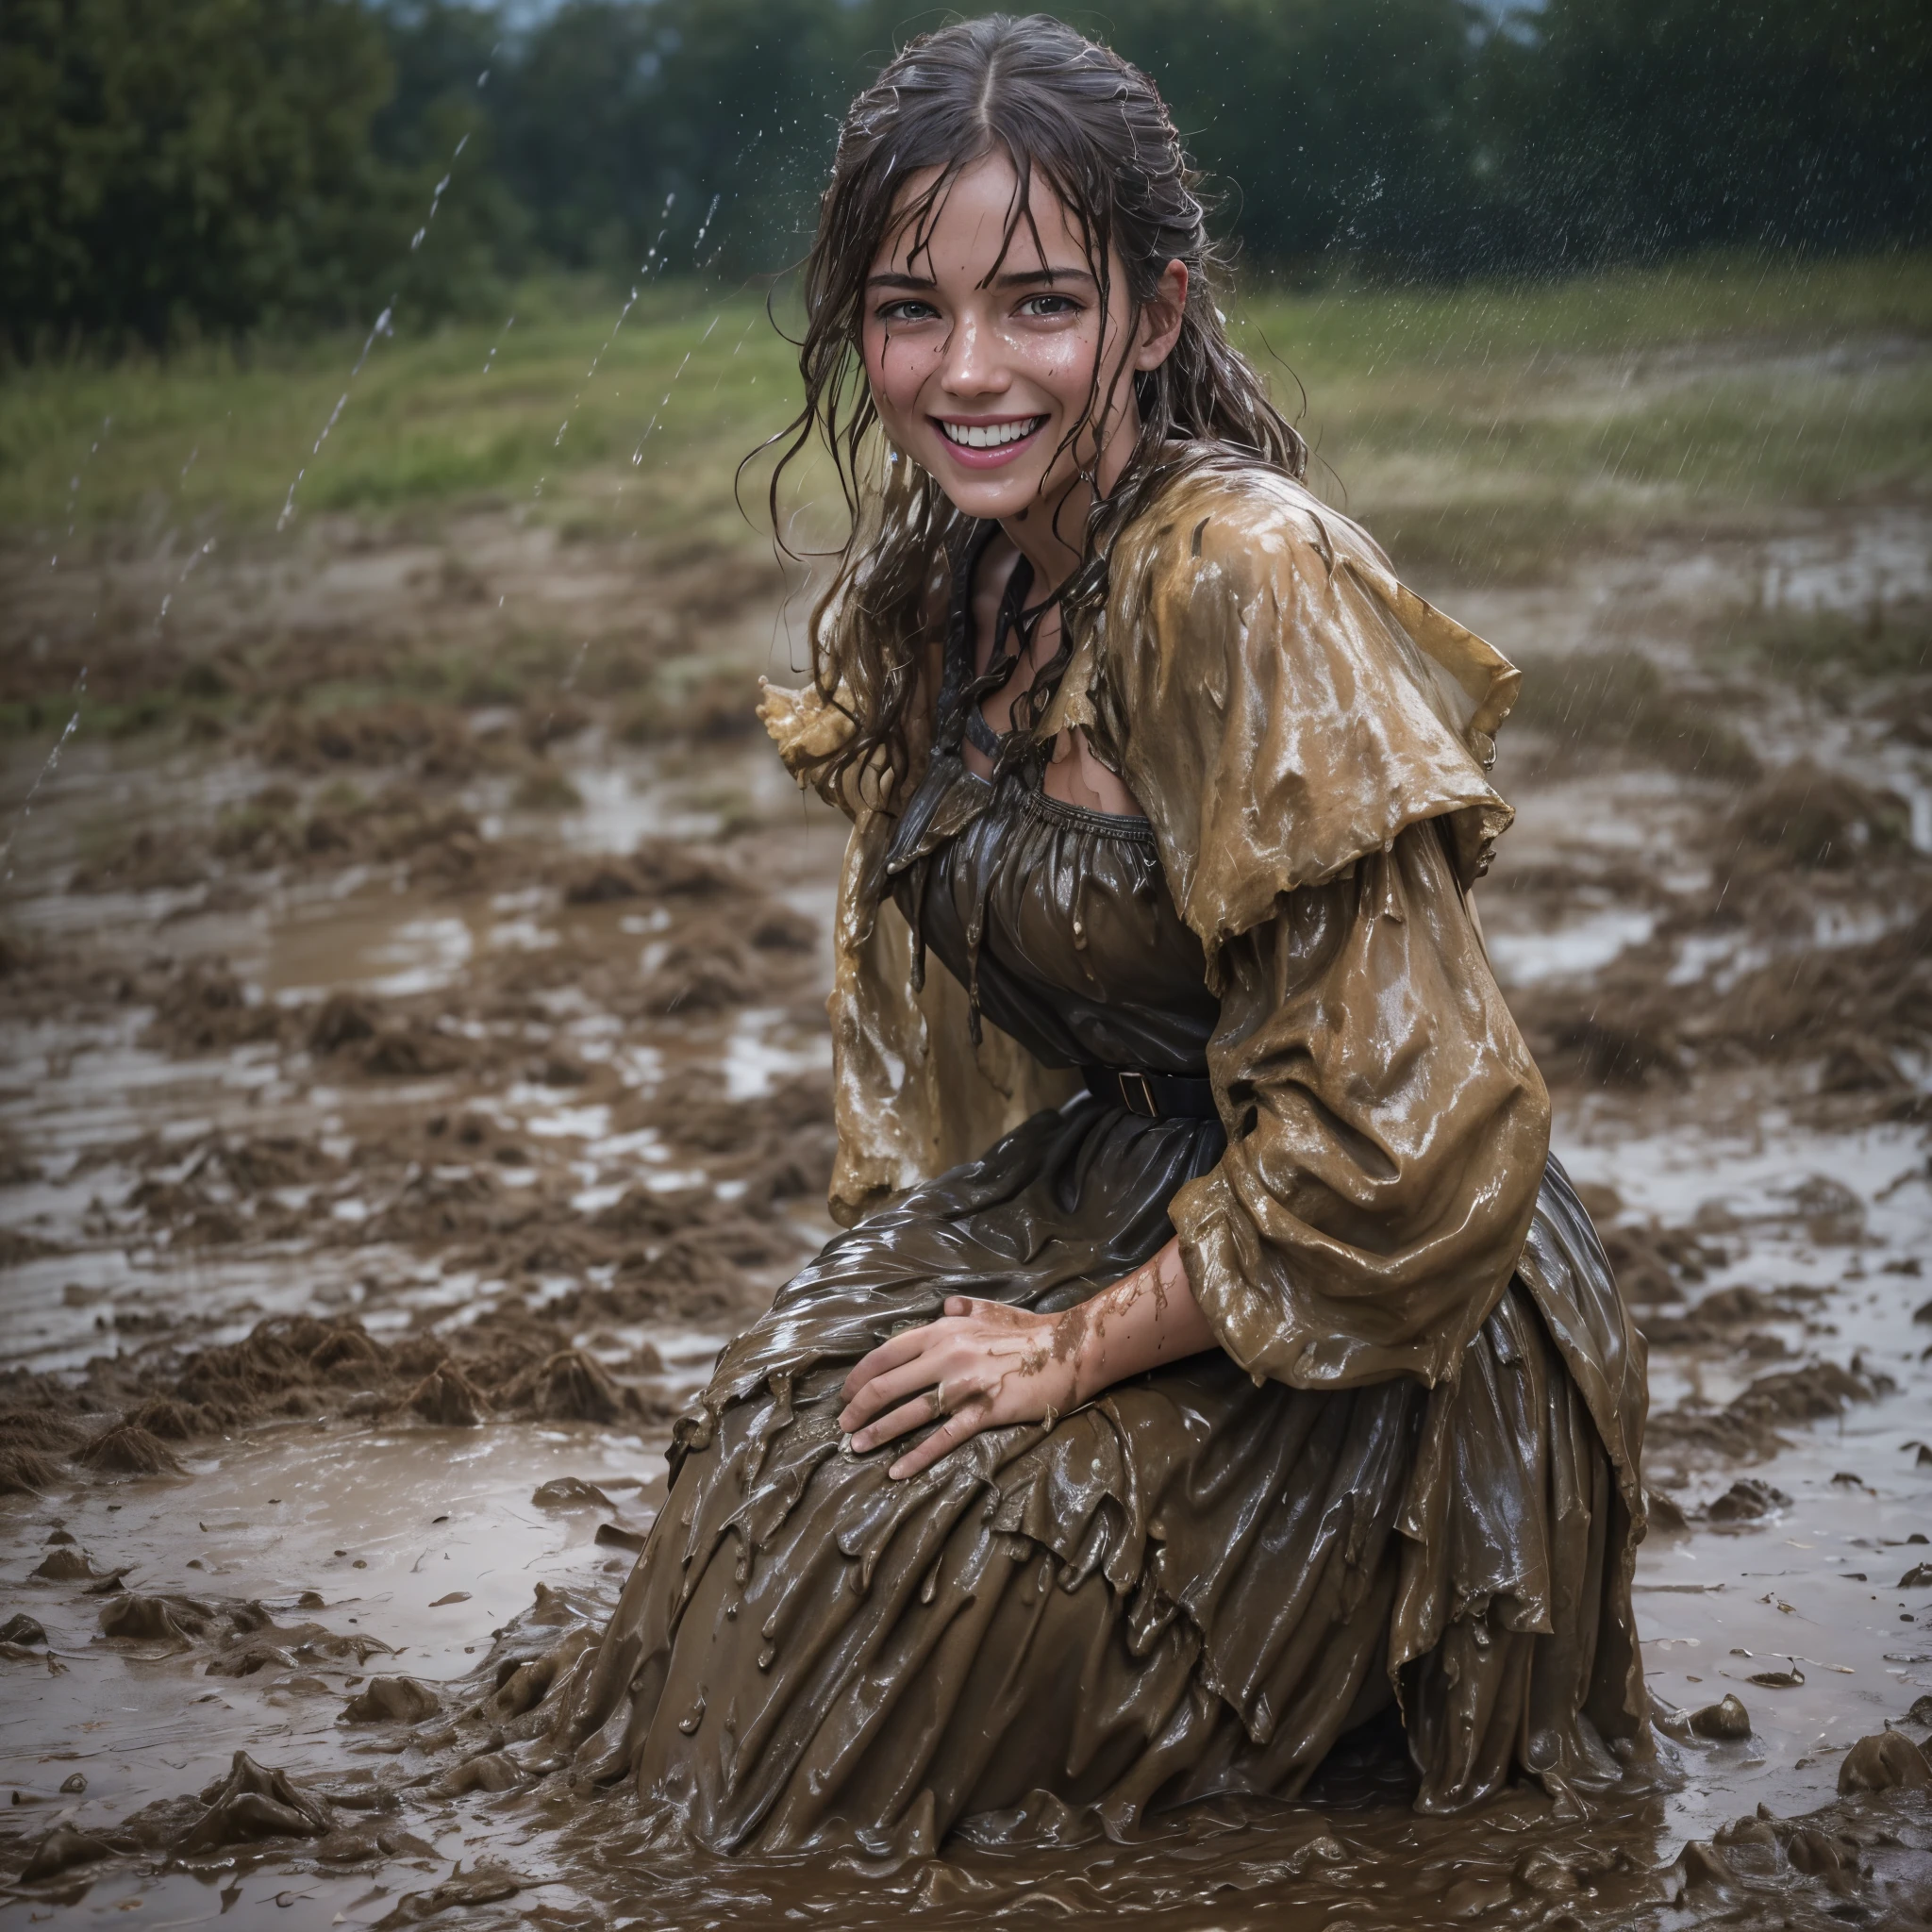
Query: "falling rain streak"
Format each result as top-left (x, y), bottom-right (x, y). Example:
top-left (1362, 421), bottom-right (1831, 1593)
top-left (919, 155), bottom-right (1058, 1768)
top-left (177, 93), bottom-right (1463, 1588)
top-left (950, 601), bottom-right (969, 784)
top-left (553, 196), bottom-right (676, 453)
top-left (482, 315), bottom-right (515, 375)
top-left (49, 418), bottom-right (111, 572)
top-left (276, 306), bottom-right (393, 532)
top-left (155, 540), bottom-right (217, 633)
top-left (412, 135), bottom-right (467, 251)
top-left (632, 337), bottom-right (707, 465)
top-left (276, 129), bottom-right (473, 532)
top-left (0, 672), bottom-right (86, 882)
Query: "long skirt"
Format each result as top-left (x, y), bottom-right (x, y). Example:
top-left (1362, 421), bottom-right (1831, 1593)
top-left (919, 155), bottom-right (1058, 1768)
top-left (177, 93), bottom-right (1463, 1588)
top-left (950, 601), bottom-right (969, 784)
top-left (551, 1096), bottom-right (1647, 1853)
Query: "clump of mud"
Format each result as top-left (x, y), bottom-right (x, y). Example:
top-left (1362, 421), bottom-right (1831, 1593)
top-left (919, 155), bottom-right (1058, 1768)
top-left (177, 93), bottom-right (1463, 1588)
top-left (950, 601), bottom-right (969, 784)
top-left (1724, 761), bottom-right (1913, 873)
top-left (0, 1296), bottom-right (705, 1495)
top-left (560, 835), bottom-right (744, 905)
top-left (1650, 1355), bottom-right (1893, 1463)
top-left (1505, 752), bottom-right (1932, 1110)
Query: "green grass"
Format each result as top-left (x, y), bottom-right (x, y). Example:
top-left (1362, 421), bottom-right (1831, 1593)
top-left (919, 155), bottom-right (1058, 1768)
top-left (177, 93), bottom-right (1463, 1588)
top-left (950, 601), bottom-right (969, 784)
top-left (2, 253), bottom-right (1928, 584)
top-left (1232, 251), bottom-right (1932, 580)
top-left (0, 277), bottom-right (808, 545)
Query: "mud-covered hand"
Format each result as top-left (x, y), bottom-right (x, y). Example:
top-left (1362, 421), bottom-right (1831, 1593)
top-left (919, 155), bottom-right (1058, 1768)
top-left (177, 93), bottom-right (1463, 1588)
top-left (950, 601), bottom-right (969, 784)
top-left (836, 1239), bottom-right (1216, 1480)
top-left (836, 1298), bottom-right (1080, 1480)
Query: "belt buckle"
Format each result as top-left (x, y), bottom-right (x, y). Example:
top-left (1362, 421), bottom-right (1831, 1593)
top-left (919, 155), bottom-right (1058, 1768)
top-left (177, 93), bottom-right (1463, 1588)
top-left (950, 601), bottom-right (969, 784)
top-left (1120, 1071), bottom-right (1159, 1119)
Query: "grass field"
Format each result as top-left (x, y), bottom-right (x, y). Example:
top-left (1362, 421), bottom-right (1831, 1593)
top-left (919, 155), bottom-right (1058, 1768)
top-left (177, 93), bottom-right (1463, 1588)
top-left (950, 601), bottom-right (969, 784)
top-left (2, 252), bottom-right (1927, 583)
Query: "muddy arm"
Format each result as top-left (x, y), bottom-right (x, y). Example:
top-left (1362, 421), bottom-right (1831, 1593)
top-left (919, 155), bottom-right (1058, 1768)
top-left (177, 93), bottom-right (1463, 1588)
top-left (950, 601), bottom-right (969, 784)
top-left (1170, 819), bottom-right (1551, 1391)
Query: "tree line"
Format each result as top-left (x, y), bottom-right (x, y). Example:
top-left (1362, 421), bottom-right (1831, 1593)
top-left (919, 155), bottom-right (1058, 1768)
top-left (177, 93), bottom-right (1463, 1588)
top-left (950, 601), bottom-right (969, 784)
top-left (1, 0), bottom-right (1925, 354)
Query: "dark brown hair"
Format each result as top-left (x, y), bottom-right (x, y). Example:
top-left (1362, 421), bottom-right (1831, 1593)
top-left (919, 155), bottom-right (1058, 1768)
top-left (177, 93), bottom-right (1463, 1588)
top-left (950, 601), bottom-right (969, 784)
top-left (768, 12), bottom-right (1307, 805)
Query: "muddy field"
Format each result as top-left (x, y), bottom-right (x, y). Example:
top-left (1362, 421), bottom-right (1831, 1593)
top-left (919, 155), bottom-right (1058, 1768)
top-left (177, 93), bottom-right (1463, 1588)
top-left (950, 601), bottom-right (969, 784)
top-left (5, 372), bottom-right (1932, 1923)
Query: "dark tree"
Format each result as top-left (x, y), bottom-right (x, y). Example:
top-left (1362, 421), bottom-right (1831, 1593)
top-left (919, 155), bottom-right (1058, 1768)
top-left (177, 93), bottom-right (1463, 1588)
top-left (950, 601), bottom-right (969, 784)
top-left (1485, 0), bottom-right (1932, 263)
top-left (0, 0), bottom-right (405, 351)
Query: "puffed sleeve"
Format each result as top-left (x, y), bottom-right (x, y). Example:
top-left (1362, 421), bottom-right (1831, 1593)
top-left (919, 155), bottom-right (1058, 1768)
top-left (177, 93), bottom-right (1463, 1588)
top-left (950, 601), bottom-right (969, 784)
top-left (1169, 824), bottom-right (1550, 1389)
top-left (1095, 457), bottom-right (1548, 1387)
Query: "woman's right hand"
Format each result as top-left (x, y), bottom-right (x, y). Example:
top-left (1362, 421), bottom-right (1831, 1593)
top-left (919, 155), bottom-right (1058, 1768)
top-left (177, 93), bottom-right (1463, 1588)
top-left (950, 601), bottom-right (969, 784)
top-left (837, 1296), bottom-right (1082, 1480)
top-left (837, 1239), bottom-right (1215, 1479)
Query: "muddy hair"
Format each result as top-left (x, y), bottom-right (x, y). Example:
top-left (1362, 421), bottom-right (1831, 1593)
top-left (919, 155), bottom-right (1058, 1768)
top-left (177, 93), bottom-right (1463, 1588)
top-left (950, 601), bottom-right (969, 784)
top-left (765, 11), bottom-right (1307, 806)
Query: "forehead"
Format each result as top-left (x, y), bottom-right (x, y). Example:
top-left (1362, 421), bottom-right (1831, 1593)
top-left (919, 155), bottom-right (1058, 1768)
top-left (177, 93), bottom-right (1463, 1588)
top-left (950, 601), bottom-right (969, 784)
top-left (874, 151), bottom-right (1091, 277)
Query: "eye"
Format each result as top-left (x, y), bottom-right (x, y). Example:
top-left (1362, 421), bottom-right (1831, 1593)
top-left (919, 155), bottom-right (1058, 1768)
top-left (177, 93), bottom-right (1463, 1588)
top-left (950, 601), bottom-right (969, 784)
top-left (1017, 293), bottom-right (1081, 319)
top-left (875, 299), bottom-right (939, 325)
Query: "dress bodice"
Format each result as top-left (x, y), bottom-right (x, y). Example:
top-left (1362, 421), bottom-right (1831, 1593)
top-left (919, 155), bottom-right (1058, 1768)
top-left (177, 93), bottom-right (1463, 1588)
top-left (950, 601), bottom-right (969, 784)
top-left (883, 524), bottom-right (1218, 1077)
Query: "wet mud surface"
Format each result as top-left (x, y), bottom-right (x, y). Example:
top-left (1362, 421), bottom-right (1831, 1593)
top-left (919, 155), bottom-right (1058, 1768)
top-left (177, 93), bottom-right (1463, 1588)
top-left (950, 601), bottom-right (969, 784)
top-left (4, 498), bottom-right (1932, 1925)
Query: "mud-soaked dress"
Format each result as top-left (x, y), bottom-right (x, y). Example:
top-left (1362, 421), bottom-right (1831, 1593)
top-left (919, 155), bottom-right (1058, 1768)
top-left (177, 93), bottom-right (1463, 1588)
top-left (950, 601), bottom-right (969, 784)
top-left (558, 466), bottom-right (1650, 1855)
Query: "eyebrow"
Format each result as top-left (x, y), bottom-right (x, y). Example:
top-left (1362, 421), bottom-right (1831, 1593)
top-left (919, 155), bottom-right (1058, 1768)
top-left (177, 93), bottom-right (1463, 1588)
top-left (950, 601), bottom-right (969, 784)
top-left (863, 266), bottom-right (1098, 291)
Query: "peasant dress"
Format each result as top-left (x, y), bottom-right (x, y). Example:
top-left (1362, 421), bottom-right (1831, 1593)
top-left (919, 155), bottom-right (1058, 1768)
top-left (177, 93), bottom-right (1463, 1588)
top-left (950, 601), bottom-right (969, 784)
top-left (553, 514), bottom-right (1650, 1856)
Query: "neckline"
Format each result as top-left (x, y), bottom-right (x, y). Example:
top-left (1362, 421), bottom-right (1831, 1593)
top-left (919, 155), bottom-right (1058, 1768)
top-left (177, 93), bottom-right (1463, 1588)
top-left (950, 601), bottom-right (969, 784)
top-left (944, 520), bottom-right (1151, 834)
top-left (1016, 782), bottom-right (1157, 841)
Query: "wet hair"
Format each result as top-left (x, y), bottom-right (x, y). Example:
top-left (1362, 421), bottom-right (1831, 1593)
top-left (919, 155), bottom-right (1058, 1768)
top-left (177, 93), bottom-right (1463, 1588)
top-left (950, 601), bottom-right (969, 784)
top-left (767, 12), bottom-right (1307, 805)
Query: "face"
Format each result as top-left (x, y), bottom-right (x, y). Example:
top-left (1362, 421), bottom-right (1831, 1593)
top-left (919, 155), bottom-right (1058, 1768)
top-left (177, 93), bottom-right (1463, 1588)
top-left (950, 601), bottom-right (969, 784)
top-left (858, 152), bottom-right (1186, 537)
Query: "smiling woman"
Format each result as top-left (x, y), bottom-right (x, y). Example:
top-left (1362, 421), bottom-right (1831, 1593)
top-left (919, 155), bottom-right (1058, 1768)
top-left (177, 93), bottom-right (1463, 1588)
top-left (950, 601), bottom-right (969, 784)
top-left (854, 155), bottom-right (1190, 824)
top-left (543, 12), bottom-right (1653, 1856)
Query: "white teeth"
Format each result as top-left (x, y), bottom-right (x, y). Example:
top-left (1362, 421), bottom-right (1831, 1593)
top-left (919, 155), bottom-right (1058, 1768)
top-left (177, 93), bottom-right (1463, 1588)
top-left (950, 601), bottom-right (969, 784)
top-left (940, 417), bottom-right (1043, 449)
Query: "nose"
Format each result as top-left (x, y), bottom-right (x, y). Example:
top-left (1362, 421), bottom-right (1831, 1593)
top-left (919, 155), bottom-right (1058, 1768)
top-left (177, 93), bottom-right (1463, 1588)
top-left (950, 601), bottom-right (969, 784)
top-left (937, 307), bottom-right (1009, 404)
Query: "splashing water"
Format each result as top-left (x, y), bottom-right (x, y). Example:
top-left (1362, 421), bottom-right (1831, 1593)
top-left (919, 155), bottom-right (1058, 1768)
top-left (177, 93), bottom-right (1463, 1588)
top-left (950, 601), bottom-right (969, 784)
top-left (1, 671), bottom-right (86, 883)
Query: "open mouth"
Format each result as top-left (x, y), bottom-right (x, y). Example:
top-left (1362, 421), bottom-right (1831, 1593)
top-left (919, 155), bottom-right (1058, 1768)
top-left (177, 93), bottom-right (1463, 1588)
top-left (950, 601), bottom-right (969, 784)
top-left (937, 415), bottom-right (1046, 450)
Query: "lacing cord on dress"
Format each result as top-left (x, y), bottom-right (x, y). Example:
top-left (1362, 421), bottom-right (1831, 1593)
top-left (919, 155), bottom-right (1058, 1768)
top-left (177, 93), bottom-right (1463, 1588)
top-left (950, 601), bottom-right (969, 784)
top-left (901, 528), bottom-right (996, 999)
top-left (931, 525), bottom-right (1042, 1044)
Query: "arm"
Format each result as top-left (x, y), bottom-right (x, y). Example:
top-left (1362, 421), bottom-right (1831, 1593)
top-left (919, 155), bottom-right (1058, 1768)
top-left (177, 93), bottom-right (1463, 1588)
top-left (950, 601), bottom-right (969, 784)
top-left (838, 1236), bottom-right (1214, 1480)
top-left (1170, 824), bottom-right (1548, 1391)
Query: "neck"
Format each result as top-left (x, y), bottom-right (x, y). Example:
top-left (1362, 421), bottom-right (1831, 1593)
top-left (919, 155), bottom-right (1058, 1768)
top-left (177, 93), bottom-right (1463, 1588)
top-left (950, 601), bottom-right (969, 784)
top-left (998, 476), bottom-right (1091, 597)
top-left (996, 390), bottom-right (1141, 597)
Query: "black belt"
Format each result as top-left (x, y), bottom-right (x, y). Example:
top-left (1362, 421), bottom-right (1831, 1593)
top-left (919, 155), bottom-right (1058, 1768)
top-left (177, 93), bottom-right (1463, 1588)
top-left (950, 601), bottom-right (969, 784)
top-left (1082, 1064), bottom-right (1219, 1122)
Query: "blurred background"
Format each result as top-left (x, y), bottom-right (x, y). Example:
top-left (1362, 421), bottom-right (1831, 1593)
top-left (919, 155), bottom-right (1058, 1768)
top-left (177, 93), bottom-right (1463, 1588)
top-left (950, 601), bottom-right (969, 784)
top-left (3, 6), bottom-right (1932, 1923)
top-left (5, 0), bottom-right (1929, 345)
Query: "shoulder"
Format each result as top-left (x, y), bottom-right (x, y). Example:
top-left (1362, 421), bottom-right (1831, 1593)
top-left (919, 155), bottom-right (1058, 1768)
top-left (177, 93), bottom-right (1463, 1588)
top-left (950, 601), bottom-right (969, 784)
top-left (1096, 447), bottom-right (1520, 939)
top-left (1108, 446), bottom-right (1517, 749)
top-left (1111, 451), bottom-right (1390, 613)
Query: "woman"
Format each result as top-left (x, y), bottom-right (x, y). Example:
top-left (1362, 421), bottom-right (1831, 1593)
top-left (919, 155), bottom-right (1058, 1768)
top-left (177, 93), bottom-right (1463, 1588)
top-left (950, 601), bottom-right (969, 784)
top-left (550, 13), bottom-right (1650, 1853)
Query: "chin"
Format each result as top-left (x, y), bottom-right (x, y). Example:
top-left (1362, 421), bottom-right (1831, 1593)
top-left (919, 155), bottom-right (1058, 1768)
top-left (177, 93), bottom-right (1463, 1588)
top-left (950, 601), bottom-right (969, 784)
top-left (918, 459), bottom-right (1046, 522)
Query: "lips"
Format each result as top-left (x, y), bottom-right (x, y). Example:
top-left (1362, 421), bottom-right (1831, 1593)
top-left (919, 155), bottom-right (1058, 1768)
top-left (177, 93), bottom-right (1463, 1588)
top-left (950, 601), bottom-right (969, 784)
top-left (931, 414), bottom-right (1047, 470)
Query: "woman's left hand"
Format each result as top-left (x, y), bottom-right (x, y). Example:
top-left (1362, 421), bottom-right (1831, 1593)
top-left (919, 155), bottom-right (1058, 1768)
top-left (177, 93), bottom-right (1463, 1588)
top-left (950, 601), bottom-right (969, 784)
top-left (837, 1296), bottom-right (1082, 1480)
